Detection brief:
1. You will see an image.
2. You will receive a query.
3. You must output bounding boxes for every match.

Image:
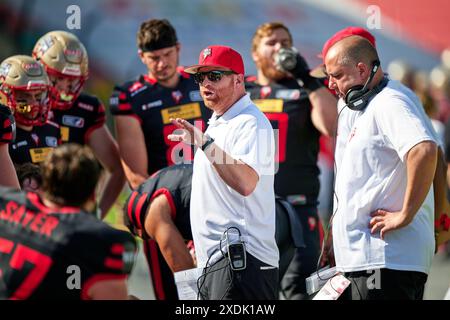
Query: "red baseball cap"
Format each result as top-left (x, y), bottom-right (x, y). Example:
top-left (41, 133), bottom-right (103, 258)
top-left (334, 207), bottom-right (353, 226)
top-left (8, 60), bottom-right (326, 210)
top-left (311, 26), bottom-right (376, 78)
top-left (184, 45), bottom-right (245, 75)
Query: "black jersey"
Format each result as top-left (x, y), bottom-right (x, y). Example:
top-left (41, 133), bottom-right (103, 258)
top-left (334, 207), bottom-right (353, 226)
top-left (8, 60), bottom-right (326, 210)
top-left (245, 76), bottom-right (320, 202)
top-left (110, 68), bottom-right (212, 175)
top-left (49, 93), bottom-right (106, 145)
top-left (0, 187), bottom-right (136, 300)
top-left (0, 104), bottom-right (15, 144)
top-left (124, 164), bottom-right (193, 240)
top-left (9, 121), bottom-right (61, 165)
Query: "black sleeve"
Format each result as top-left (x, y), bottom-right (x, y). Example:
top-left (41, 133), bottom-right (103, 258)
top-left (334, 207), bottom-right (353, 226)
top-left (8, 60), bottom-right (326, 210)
top-left (109, 85), bottom-right (135, 116)
top-left (0, 104), bottom-right (15, 144)
top-left (445, 118), bottom-right (450, 162)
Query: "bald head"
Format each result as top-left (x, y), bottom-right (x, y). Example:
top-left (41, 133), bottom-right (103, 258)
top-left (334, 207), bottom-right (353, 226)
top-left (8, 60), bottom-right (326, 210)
top-left (327, 36), bottom-right (378, 68)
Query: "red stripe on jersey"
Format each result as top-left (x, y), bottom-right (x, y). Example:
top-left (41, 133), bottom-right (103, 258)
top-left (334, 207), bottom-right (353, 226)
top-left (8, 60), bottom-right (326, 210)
top-left (143, 75), bottom-right (157, 85)
top-left (134, 193), bottom-right (148, 230)
top-left (2, 132), bottom-right (12, 141)
top-left (4, 118), bottom-right (11, 128)
top-left (110, 244), bottom-right (124, 255)
top-left (144, 239), bottom-right (165, 300)
top-left (26, 192), bottom-right (80, 214)
top-left (127, 191), bottom-right (139, 227)
top-left (81, 274), bottom-right (127, 300)
top-left (245, 75), bottom-right (257, 82)
top-left (104, 257), bottom-right (124, 270)
top-left (0, 238), bottom-right (14, 254)
top-left (118, 102), bottom-right (132, 112)
top-left (118, 92), bottom-right (127, 100)
top-left (98, 103), bottom-right (106, 114)
top-left (150, 188), bottom-right (177, 220)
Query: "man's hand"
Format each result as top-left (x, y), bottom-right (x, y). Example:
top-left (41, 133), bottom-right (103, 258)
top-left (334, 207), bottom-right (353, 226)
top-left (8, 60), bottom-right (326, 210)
top-left (277, 48), bottom-right (323, 92)
top-left (167, 118), bottom-right (206, 148)
top-left (288, 53), bottom-right (311, 81)
top-left (369, 209), bottom-right (413, 240)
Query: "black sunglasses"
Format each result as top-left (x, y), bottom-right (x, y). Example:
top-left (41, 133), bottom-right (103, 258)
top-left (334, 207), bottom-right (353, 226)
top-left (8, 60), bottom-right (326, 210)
top-left (193, 70), bottom-right (235, 85)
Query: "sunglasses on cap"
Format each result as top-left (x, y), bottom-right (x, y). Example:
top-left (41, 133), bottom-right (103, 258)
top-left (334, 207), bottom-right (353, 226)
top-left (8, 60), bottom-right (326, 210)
top-left (193, 70), bottom-right (235, 85)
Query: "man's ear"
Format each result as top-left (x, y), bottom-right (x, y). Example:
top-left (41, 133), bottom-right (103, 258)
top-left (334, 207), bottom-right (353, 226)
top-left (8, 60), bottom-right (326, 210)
top-left (235, 74), bottom-right (244, 86)
top-left (251, 50), bottom-right (259, 64)
top-left (357, 62), bottom-right (369, 80)
top-left (138, 49), bottom-right (146, 64)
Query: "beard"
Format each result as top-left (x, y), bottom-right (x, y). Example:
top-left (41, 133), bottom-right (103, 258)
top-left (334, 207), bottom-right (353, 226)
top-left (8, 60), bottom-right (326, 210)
top-left (257, 55), bottom-right (288, 82)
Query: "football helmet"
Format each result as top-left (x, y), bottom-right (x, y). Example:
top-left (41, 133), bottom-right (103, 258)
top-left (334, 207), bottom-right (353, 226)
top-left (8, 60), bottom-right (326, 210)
top-left (0, 55), bottom-right (50, 126)
top-left (33, 30), bottom-right (88, 110)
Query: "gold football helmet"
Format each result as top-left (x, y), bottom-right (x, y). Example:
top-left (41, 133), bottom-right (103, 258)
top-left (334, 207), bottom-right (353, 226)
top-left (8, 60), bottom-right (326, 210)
top-left (33, 30), bottom-right (88, 110)
top-left (0, 55), bottom-right (50, 126)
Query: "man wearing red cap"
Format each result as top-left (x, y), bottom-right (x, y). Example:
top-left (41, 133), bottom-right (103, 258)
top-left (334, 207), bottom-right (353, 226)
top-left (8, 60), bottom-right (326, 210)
top-left (323, 27), bottom-right (439, 300)
top-left (169, 45), bottom-right (279, 300)
top-left (246, 22), bottom-right (338, 300)
top-left (109, 19), bottom-right (211, 299)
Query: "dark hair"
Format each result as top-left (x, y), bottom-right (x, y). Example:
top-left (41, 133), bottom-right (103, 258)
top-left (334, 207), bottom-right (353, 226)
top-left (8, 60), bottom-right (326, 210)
top-left (41, 144), bottom-right (101, 207)
top-left (137, 19), bottom-right (178, 52)
top-left (339, 37), bottom-right (379, 67)
top-left (15, 163), bottom-right (42, 189)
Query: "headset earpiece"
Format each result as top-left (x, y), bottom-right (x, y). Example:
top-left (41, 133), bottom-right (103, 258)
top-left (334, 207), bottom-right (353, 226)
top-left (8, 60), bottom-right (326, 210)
top-left (344, 60), bottom-right (383, 111)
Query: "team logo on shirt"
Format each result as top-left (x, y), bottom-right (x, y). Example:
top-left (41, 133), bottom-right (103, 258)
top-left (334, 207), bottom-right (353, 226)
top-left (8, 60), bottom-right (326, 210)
top-left (349, 127), bottom-right (357, 142)
top-left (45, 136), bottom-right (58, 147)
top-left (62, 115), bottom-right (85, 128)
top-left (172, 90), bottom-right (183, 104)
top-left (31, 133), bottom-right (40, 146)
top-left (78, 102), bottom-right (94, 112)
top-left (142, 100), bottom-right (163, 110)
top-left (129, 82), bottom-right (147, 97)
top-left (275, 89), bottom-right (301, 100)
top-left (11, 140), bottom-right (28, 149)
top-left (260, 86), bottom-right (272, 99)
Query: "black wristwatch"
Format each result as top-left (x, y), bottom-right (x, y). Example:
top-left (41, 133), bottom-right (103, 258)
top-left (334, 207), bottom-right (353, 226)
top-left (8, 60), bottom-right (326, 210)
top-left (201, 135), bottom-right (215, 151)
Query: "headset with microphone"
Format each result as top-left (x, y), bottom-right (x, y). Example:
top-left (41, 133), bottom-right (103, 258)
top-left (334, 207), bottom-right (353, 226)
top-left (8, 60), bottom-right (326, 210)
top-left (344, 60), bottom-right (388, 111)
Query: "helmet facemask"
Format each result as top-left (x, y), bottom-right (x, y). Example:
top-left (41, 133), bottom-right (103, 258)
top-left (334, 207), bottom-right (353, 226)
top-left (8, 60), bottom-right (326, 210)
top-left (46, 68), bottom-right (86, 110)
top-left (2, 84), bottom-right (51, 126)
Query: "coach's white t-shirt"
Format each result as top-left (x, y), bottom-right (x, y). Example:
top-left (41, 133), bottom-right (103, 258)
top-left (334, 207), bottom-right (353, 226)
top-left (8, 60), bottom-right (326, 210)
top-left (333, 79), bottom-right (438, 274)
top-left (190, 93), bottom-right (279, 268)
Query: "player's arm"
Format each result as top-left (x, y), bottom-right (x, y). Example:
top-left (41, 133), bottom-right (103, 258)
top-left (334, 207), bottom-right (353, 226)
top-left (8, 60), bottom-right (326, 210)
top-left (115, 116), bottom-right (149, 190)
top-left (88, 126), bottom-right (125, 219)
top-left (309, 87), bottom-right (338, 137)
top-left (88, 278), bottom-right (129, 300)
top-left (0, 144), bottom-right (20, 189)
top-left (434, 146), bottom-right (450, 247)
top-left (169, 118), bottom-right (259, 196)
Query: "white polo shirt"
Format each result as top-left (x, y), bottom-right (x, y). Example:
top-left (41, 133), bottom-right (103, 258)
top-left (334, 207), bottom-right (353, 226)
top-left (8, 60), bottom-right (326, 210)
top-left (333, 79), bottom-right (438, 274)
top-left (190, 93), bottom-right (279, 268)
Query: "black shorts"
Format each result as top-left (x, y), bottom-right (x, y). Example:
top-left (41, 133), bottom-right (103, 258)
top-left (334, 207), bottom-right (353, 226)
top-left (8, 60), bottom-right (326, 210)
top-left (198, 253), bottom-right (278, 300)
top-left (339, 268), bottom-right (428, 300)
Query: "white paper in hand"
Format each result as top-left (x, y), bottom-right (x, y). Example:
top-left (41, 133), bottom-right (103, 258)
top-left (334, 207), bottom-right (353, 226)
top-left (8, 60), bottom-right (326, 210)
top-left (312, 274), bottom-right (351, 300)
top-left (174, 267), bottom-right (203, 300)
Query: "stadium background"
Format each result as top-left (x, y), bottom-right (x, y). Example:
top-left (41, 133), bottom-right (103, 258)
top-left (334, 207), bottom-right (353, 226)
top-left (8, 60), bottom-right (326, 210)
top-left (0, 0), bottom-right (449, 299)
